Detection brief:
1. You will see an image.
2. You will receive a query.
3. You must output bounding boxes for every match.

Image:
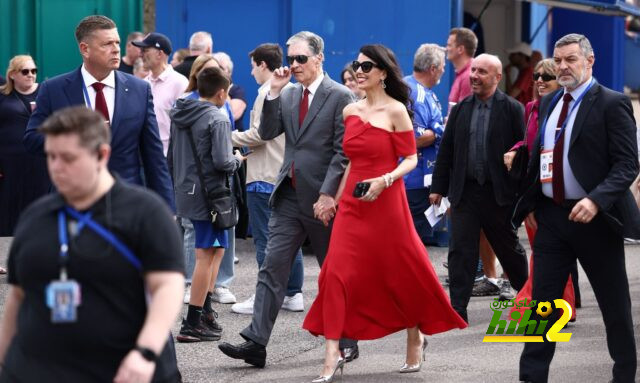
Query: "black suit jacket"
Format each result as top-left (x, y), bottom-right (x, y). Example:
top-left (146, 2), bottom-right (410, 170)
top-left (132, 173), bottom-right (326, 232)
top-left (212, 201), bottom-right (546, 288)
top-left (431, 89), bottom-right (525, 206)
top-left (512, 81), bottom-right (640, 238)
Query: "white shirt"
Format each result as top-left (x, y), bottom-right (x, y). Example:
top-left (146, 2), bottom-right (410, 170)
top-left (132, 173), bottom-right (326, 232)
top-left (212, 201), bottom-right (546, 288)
top-left (267, 72), bottom-right (325, 106)
top-left (541, 77), bottom-right (593, 200)
top-left (81, 65), bottom-right (115, 123)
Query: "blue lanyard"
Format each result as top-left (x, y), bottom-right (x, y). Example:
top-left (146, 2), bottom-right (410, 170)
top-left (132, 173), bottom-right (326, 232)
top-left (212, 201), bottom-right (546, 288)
top-left (81, 80), bottom-right (93, 110)
top-left (57, 207), bottom-right (142, 273)
top-left (539, 79), bottom-right (594, 147)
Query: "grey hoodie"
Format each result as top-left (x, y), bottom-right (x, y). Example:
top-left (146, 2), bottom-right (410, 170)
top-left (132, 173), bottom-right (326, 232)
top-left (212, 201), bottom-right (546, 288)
top-left (168, 98), bottom-right (241, 221)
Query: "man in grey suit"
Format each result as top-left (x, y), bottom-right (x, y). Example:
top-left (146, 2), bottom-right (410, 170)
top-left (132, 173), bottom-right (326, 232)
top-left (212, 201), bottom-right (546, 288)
top-left (218, 31), bottom-right (354, 368)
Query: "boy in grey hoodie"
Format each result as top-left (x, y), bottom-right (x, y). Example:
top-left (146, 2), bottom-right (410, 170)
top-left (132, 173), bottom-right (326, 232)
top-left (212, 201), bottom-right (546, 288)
top-left (168, 67), bottom-right (245, 342)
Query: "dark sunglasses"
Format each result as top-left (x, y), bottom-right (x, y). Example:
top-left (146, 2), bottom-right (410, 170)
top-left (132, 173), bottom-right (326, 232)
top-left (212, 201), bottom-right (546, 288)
top-left (351, 60), bottom-right (379, 73)
top-left (20, 68), bottom-right (37, 76)
top-left (286, 55), bottom-right (312, 65)
top-left (533, 73), bottom-right (555, 82)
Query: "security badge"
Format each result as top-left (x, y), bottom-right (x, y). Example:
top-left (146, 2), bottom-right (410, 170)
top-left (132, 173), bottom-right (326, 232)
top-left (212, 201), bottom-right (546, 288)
top-left (540, 150), bottom-right (553, 183)
top-left (46, 277), bottom-right (81, 323)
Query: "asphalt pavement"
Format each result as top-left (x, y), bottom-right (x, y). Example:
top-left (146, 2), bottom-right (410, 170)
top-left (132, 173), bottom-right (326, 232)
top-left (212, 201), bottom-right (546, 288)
top-left (1, 230), bottom-right (639, 383)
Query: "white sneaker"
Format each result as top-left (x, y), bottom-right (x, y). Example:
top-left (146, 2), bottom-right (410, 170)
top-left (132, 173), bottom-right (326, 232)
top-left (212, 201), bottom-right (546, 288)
top-left (183, 284), bottom-right (191, 304)
top-left (231, 295), bottom-right (255, 315)
top-left (281, 293), bottom-right (304, 312)
top-left (234, 256), bottom-right (240, 264)
top-left (212, 287), bottom-right (237, 304)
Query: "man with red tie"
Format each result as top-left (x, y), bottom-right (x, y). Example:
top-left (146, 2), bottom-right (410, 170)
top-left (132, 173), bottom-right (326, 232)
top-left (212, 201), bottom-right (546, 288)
top-left (513, 34), bottom-right (639, 383)
top-left (24, 15), bottom-right (174, 208)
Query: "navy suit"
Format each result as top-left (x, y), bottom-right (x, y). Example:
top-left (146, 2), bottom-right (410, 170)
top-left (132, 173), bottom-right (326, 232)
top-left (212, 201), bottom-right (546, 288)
top-left (24, 67), bottom-right (174, 208)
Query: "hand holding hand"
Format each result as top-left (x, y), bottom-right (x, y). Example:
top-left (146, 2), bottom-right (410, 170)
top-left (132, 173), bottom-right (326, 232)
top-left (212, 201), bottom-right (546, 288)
top-left (269, 67), bottom-right (292, 97)
top-left (313, 194), bottom-right (337, 227)
top-left (113, 350), bottom-right (155, 383)
top-left (568, 197), bottom-right (599, 224)
top-left (504, 150), bottom-right (516, 171)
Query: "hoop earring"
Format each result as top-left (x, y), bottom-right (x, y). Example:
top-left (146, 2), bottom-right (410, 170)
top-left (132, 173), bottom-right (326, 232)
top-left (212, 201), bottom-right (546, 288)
top-left (381, 79), bottom-right (386, 89)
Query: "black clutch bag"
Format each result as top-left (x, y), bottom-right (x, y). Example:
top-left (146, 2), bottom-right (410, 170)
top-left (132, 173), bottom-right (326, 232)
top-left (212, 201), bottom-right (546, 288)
top-left (509, 145), bottom-right (529, 181)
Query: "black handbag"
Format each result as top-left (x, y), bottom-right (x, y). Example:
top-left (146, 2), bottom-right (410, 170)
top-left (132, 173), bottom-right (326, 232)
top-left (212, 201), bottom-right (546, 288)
top-left (185, 127), bottom-right (238, 230)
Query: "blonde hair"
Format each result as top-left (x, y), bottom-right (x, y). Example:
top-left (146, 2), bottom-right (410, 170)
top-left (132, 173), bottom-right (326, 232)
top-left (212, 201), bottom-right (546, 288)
top-left (1, 55), bottom-right (35, 95)
top-left (185, 54), bottom-right (221, 93)
top-left (534, 58), bottom-right (555, 76)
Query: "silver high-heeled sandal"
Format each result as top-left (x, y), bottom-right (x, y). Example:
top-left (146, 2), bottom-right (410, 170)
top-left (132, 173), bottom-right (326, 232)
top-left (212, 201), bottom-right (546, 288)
top-left (312, 356), bottom-right (345, 382)
top-left (399, 337), bottom-right (428, 373)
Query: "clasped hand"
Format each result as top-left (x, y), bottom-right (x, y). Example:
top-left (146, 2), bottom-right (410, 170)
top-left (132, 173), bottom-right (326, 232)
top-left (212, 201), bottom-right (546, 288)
top-left (313, 194), bottom-right (337, 227)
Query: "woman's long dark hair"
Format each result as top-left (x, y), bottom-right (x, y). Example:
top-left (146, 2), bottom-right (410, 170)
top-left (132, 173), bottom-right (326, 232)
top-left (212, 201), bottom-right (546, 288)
top-left (359, 44), bottom-right (413, 119)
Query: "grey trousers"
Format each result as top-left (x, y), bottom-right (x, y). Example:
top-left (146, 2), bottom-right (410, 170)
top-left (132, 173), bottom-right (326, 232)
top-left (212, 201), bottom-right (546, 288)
top-left (240, 179), bottom-right (356, 349)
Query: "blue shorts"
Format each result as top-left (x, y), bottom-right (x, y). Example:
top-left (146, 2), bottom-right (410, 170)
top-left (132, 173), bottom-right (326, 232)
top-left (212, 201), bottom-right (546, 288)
top-left (190, 220), bottom-right (228, 249)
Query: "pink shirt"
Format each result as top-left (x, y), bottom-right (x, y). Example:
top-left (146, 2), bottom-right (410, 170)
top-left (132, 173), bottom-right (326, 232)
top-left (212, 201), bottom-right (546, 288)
top-left (145, 65), bottom-right (188, 155)
top-left (448, 60), bottom-right (472, 103)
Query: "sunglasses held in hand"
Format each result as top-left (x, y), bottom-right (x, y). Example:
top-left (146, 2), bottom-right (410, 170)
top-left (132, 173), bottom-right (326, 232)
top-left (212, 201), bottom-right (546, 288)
top-left (351, 61), bottom-right (380, 73)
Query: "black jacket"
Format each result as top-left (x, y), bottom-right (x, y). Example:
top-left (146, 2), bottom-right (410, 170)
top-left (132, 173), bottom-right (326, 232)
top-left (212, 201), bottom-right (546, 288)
top-left (511, 81), bottom-right (640, 238)
top-left (431, 89), bottom-right (525, 206)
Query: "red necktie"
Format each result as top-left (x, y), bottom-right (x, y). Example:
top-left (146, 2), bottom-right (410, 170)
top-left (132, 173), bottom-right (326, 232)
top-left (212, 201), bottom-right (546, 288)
top-left (299, 88), bottom-right (310, 127)
top-left (91, 82), bottom-right (110, 123)
top-left (552, 93), bottom-right (573, 204)
top-left (291, 89), bottom-right (310, 188)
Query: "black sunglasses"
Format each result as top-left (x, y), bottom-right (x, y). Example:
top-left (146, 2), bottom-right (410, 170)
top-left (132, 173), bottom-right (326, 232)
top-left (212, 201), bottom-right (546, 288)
top-left (286, 55), bottom-right (312, 65)
top-left (351, 60), bottom-right (379, 73)
top-left (533, 73), bottom-right (555, 82)
top-left (20, 68), bottom-right (37, 76)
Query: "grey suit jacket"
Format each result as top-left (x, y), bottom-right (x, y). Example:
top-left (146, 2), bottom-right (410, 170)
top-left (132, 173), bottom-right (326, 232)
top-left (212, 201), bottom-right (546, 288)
top-left (259, 74), bottom-right (354, 217)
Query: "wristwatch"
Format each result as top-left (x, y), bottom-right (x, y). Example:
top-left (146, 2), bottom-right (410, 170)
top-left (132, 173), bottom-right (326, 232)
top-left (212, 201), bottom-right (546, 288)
top-left (134, 345), bottom-right (158, 362)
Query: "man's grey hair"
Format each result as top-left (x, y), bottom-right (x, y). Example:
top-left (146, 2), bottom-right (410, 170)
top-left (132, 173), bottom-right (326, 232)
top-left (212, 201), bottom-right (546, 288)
top-left (554, 33), bottom-right (594, 58)
top-left (286, 31), bottom-right (324, 56)
top-left (413, 44), bottom-right (445, 73)
top-left (213, 52), bottom-right (233, 76)
top-left (189, 31), bottom-right (213, 53)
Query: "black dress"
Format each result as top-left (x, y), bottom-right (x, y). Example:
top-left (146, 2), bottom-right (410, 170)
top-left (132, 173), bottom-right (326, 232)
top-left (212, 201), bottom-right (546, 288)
top-left (0, 85), bottom-right (50, 236)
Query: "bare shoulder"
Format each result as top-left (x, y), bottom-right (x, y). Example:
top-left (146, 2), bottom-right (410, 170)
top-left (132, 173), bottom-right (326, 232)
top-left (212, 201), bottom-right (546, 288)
top-left (342, 100), bottom-right (364, 118)
top-left (387, 100), bottom-right (412, 132)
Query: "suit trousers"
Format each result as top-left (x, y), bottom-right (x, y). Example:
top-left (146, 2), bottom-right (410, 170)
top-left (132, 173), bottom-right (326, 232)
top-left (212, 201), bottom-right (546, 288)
top-left (519, 199), bottom-right (636, 383)
top-left (241, 178), bottom-right (343, 346)
top-left (448, 180), bottom-right (528, 322)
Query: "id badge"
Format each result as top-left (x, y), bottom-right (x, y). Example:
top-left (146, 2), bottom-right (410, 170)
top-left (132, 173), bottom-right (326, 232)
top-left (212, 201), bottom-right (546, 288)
top-left (540, 150), bottom-right (553, 184)
top-left (46, 280), bottom-right (81, 323)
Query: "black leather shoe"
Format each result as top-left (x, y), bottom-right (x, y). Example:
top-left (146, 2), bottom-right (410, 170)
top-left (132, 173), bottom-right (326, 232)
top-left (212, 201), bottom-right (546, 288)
top-left (341, 345), bottom-right (359, 363)
top-left (218, 340), bottom-right (266, 368)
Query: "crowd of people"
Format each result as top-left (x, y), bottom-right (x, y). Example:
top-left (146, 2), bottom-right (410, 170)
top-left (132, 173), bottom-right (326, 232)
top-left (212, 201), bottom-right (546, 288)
top-left (0, 13), bottom-right (638, 383)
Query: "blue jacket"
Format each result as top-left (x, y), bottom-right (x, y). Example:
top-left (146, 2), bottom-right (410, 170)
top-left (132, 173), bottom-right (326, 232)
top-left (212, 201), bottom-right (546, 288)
top-left (403, 75), bottom-right (444, 190)
top-left (24, 67), bottom-right (175, 209)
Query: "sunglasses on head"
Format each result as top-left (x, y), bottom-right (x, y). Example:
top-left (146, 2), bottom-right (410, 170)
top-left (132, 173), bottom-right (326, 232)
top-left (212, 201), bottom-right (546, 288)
top-left (533, 73), bottom-right (555, 82)
top-left (20, 68), bottom-right (37, 76)
top-left (286, 55), bottom-right (312, 65)
top-left (351, 60), bottom-right (379, 73)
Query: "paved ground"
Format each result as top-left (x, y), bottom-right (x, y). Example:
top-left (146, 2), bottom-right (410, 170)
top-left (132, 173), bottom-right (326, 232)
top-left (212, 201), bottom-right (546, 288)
top-left (1, 230), bottom-right (639, 383)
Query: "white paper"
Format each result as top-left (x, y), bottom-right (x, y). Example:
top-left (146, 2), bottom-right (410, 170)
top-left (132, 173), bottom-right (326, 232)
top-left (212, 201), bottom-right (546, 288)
top-left (424, 197), bottom-right (450, 227)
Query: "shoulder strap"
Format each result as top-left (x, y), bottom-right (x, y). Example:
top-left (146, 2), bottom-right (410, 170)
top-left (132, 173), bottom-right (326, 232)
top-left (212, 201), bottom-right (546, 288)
top-left (185, 127), bottom-right (216, 216)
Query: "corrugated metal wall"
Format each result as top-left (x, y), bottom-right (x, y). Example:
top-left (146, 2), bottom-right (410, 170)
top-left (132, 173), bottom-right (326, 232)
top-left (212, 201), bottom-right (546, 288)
top-left (0, 0), bottom-right (142, 81)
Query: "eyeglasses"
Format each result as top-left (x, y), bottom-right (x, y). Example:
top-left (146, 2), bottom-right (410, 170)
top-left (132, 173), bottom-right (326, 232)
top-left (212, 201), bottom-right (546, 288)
top-left (533, 73), bottom-right (555, 82)
top-left (286, 55), bottom-right (313, 65)
top-left (20, 68), bottom-right (37, 76)
top-left (351, 60), bottom-right (379, 73)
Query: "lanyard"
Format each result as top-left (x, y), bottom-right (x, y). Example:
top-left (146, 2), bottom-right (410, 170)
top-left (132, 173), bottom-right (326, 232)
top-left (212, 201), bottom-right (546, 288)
top-left (57, 207), bottom-right (142, 275)
top-left (539, 79), bottom-right (594, 147)
top-left (81, 80), bottom-right (93, 110)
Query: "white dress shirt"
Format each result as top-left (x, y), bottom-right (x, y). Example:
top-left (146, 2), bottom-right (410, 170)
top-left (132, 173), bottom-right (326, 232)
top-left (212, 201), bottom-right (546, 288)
top-left (81, 65), bottom-right (115, 123)
top-left (542, 77), bottom-right (593, 200)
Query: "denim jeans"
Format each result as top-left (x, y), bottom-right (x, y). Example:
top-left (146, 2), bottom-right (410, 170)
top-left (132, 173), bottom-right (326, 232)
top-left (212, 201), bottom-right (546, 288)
top-left (215, 226), bottom-right (235, 288)
top-left (181, 218), bottom-right (196, 284)
top-left (247, 191), bottom-right (303, 296)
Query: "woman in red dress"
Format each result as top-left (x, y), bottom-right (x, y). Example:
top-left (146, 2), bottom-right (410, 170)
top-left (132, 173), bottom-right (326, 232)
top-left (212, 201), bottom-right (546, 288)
top-left (303, 45), bottom-right (467, 383)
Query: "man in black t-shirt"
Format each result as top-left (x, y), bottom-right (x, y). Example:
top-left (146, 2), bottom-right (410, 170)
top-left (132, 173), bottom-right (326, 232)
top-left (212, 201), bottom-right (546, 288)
top-left (0, 107), bottom-right (185, 383)
top-left (119, 31), bottom-right (144, 74)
